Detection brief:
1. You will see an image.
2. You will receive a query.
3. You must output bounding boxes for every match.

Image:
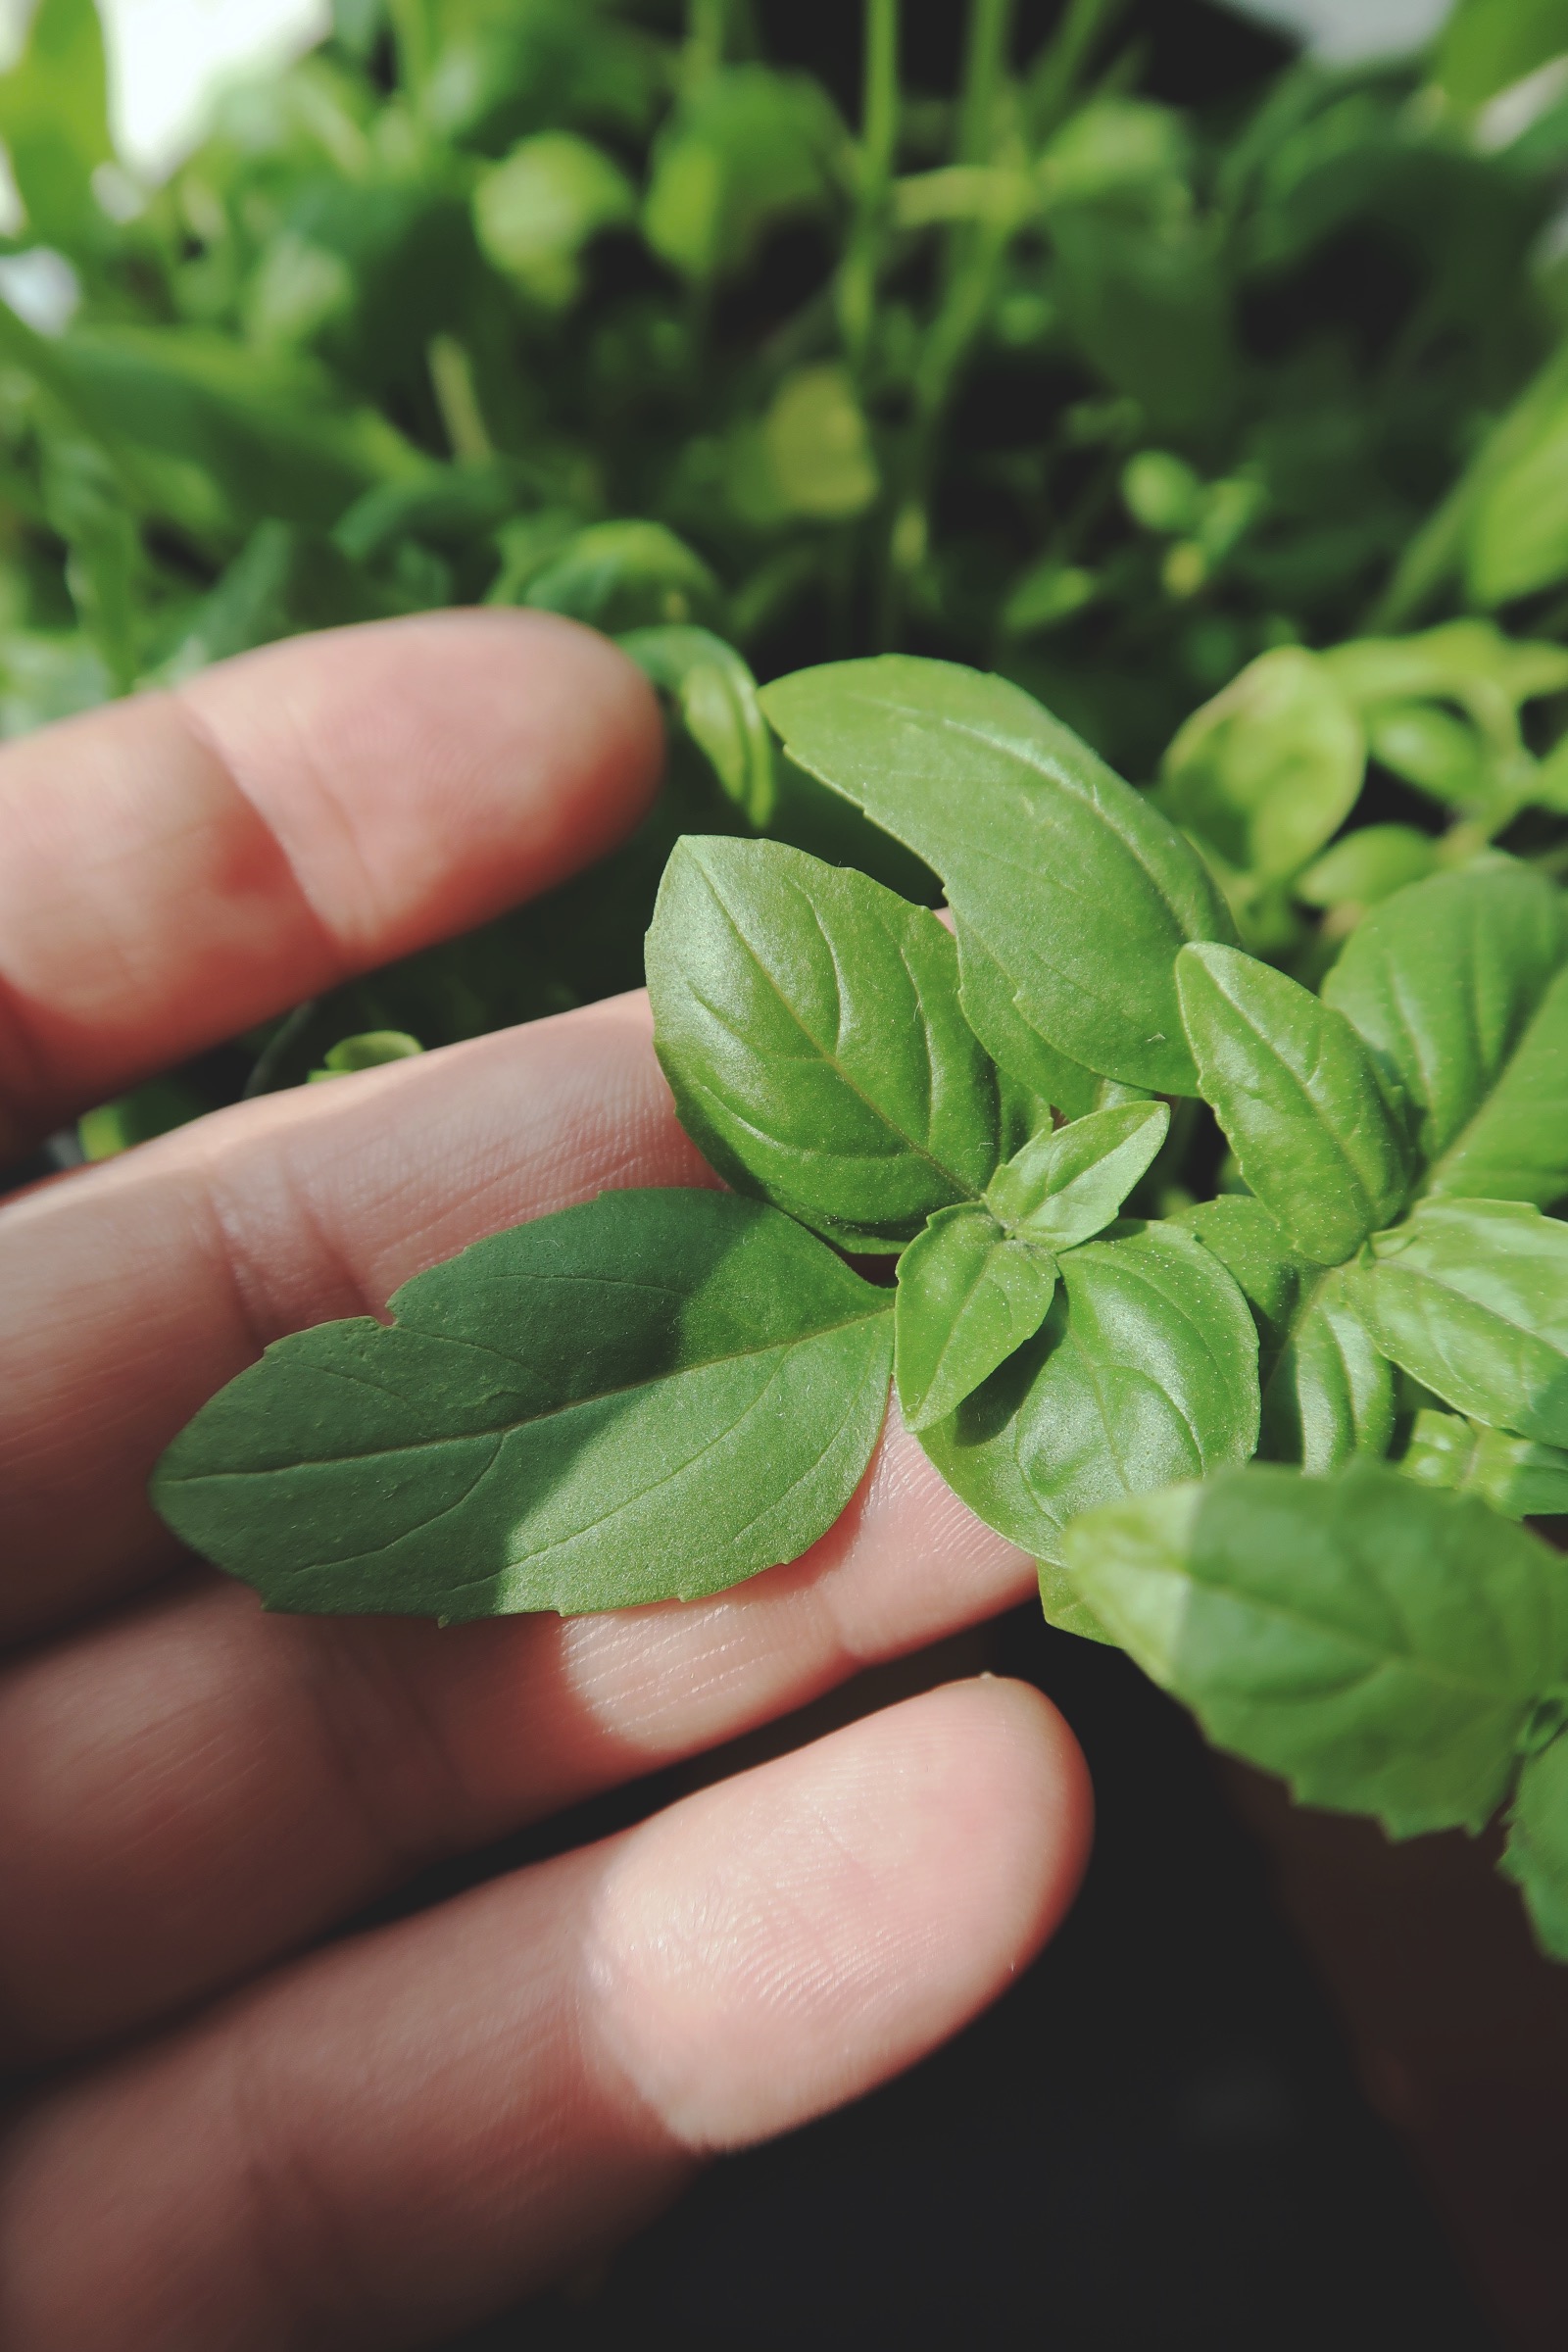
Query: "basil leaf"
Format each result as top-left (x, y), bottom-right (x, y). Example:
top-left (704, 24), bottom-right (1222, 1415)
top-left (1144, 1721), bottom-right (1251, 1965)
top-left (1063, 1464), bottom-right (1568, 1837)
top-left (1501, 1729), bottom-right (1568, 1962)
top-left (760, 657), bottom-right (1237, 1095)
top-left (956, 923), bottom-right (1102, 1124)
top-left (1159, 646), bottom-right (1364, 882)
top-left (1258, 1268), bottom-right (1396, 1474)
top-left (1176, 941), bottom-right (1410, 1264)
top-left (894, 1206), bottom-right (1057, 1433)
top-left (1175, 1195), bottom-right (1316, 1366)
top-left (151, 1190), bottom-right (893, 1618)
top-left (918, 1219), bottom-right (1259, 1566)
top-left (1424, 964), bottom-right (1568, 1210)
top-left (1346, 1200), bottom-right (1568, 1446)
top-left (986, 1101), bottom-right (1170, 1250)
top-left (1036, 1558), bottom-right (1119, 1648)
top-left (647, 837), bottom-right (999, 1250)
top-left (619, 625), bottom-right (776, 828)
top-left (1396, 1408), bottom-right (1568, 1520)
top-left (1322, 859), bottom-right (1568, 1186)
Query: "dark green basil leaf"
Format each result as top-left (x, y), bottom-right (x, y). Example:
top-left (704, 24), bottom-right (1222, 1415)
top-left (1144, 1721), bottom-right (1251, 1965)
top-left (647, 837), bottom-right (999, 1249)
top-left (1396, 1407), bottom-right (1568, 1520)
top-left (151, 1190), bottom-right (893, 1618)
top-left (760, 657), bottom-right (1237, 1095)
top-left (1175, 1195), bottom-right (1316, 1365)
top-left (1501, 1728), bottom-right (1568, 1962)
top-left (956, 923), bottom-right (1102, 1125)
top-left (1346, 1200), bottom-right (1568, 1446)
top-left (1258, 1268), bottom-right (1396, 1474)
top-left (1322, 860), bottom-right (1568, 1187)
top-left (1063, 1463), bottom-right (1568, 1837)
top-left (918, 1220), bottom-right (1258, 1566)
top-left (895, 1206), bottom-right (1057, 1433)
top-left (986, 1101), bottom-right (1169, 1250)
top-left (1177, 941), bottom-right (1410, 1264)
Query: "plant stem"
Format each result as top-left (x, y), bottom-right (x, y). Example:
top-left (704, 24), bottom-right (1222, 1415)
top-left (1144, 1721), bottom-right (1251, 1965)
top-left (686, 0), bottom-right (729, 79)
top-left (837, 0), bottom-right (901, 370)
top-left (1025, 0), bottom-right (1130, 135)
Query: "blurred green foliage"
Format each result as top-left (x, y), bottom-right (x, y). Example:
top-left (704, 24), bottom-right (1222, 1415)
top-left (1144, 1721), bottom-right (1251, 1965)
top-left (3, 0), bottom-right (1568, 1143)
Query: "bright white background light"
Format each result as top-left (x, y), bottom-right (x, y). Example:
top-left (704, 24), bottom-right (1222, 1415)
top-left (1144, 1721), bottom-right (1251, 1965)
top-left (0, 0), bottom-right (330, 179)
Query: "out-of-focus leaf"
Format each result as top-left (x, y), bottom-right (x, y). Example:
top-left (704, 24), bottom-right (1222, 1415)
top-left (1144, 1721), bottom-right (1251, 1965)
top-left (644, 66), bottom-right (845, 284)
top-left (1296, 826), bottom-right (1441, 909)
top-left (1502, 1728), bottom-right (1568, 1961)
top-left (518, 519), bottom-right (721, 633)
top-left (1160, 647), bottom-right (1364, 882)
top-left (153, 520), bottom-right (391, 684)
top-left (1439, 0), bottom-right (1568, 107)
top-left (0, 0), bottom-right (111, 253)
top-left (758, 365), bottom-right (879, 522)
top-left (1396, 1406), bottom-right (1568, 1520)
top-left (619, 625), bottom-right (775, 828)
top-left (474, 132), bottom-right (635, 308)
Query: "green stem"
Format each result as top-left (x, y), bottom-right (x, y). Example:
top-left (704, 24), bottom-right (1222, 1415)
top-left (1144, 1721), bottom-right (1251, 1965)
top-left (956, 0), bottom-right (1014, 167)
top-left (837, 0), bottom-right (901, 370)
top-left (1025, 0), bottom-right (1130, 135)
top-left (686, 0), bottom-right (729, 79)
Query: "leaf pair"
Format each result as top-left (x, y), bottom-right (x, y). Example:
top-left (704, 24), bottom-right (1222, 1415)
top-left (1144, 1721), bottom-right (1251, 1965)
top-left (894, 1100), bottom-right (1170, 1432)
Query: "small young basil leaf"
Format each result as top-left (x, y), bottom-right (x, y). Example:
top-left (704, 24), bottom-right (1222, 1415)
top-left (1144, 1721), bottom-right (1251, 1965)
top-left (647, 837), bottom-right (999, 1250)
top-left (152, 1190), bottom-right (893, 1619)
top-left (760, 657), bottom-right (1237, 1096)
top-left (1501, 1728), bottom-right (1568, 1962)
top-left (619, 625), bottom-right (776, 827)
top-left (1396, 1407), bottom-right (1568, 1521)
top-left (1295, 825), bottom-right (1441, 911)
top-left (1062, 1463), bottom-right (1568, 1838)
top-left (956, 923), bottom-right (1102, 1124)
top-left (473, 132), bottom-right (636, 309)
top-left (1158, 647), bottom-right (1364, 883)
top-left (1174, 1196), bottom-right (1316, 1367)
top-left (985, 1101), bottom-right (1170, 1250)
top-left (1176, 941), bottom-right (1410, 1264)
top-left (522, 520), bottom-right (722, 634)
top-left (308, 1029), bottom-right (424, 1081)
top-left (1258, 1267), bottom-right (1396, 1474)
top-left (1345, 1200), bottom-right (1568, 1447)
top-left (894, 1206), bottom-right (1057, 1433)
top-left (1322, 859), bottom-right (1568, 1182)
top-left (917, 1220), bottom-right (1259, 1567)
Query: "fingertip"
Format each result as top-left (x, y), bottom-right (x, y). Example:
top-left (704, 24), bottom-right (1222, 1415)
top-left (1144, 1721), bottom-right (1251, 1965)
top-left (175, 608), bottom-right (666, 964)
top-left (588, 1675), bottom-right (1093, 2152)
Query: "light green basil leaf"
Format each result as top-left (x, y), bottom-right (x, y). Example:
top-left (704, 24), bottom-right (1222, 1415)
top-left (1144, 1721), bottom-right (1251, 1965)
top-left (918, 1220), bottom-right (1258, 1566)
top-left (1323, 859), bottom-right (1568, 1187)
top-left (1363, 700), bottom-right (1503, 816)
top-left (1036, 1557), bottom-right (1119, 1647)
top-left (647, 837), bottom-right (999, 1250)
top-left (152, 1190), bottom-right (892, 1618)
top-left (1064, 1463), bottom-right (1568, 1837)
top-left (1259, 1267), bottom-right (1396, 1474)
top-left (522, 519), bottom-right (721, 634)
top-left (1347, 1200), bottom-right (1568, 1446)
top-left (955, 923), bottom-right (1102, 1125)
top-left (473, 131), bottom-right (636, 308)
top-left (308, 1029), bottom-right (424, 1081)
top-left (1177, 941), bottom-right (1410, 1264)
top-left (1322, 619), bottom-right (1568, 731)
top-left (0, 0), bottom-right (112, 254)
top-left (759, 657), bottom-right (1237, 1095)
top-left (895, 1206), bottom-right (1057, 1433)
top-left (1501, 1728), bottom-right (1568, 1962)
top-left (1295, 825), bottom-right (1441, 911)
top-left (619, 626), bottom-right (775, 828)
top-left (1159, 647), bottom-right (1364, 882)
top-left (1396, 1407), bottom-right (1568, 1521)
top-left (643, 65), bottom-right (844, 283)
top-left (986, 1101), bottom-right (1169, 1250)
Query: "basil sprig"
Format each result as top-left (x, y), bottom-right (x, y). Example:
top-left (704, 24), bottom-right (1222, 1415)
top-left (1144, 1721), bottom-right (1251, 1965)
top-left (155, 659), bottom-right (1568, 1964)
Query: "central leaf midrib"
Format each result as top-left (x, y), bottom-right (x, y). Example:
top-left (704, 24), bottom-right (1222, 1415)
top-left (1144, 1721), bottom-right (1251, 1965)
top-left (175, 1302), bottom-right (893, 1478)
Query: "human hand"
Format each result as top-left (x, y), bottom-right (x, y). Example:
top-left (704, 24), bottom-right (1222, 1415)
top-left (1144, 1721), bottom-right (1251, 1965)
top-left (0, 612), bottom-right (1091, 2350)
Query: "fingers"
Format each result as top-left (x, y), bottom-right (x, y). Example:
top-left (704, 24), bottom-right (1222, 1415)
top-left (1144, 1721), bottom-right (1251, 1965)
top-left (1, 991), bottom-right (710, 1639)
top-left (0, 1682), bottom-right (1090, 2352)
top-left (0, 608), bottom-right (662, 1156)
top-left (0, 1423), bottom-right (1035, 2060)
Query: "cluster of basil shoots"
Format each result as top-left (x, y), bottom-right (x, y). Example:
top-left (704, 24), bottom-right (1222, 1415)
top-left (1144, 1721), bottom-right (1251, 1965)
top-left (155, 657), bottom-right (1568, 1962)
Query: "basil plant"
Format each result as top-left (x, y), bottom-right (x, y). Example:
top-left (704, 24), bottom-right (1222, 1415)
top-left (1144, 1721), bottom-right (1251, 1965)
top-left (155, 656), bottom-right (1568, 1965)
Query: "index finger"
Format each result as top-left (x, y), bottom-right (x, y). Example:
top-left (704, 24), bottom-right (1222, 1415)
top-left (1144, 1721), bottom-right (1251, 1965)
top-left (0, 608), bottom-right (662, 1159)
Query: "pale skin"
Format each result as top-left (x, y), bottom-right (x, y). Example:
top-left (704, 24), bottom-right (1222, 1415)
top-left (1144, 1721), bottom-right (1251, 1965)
top-left (0, 610), bottom-right (1093, 2351)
